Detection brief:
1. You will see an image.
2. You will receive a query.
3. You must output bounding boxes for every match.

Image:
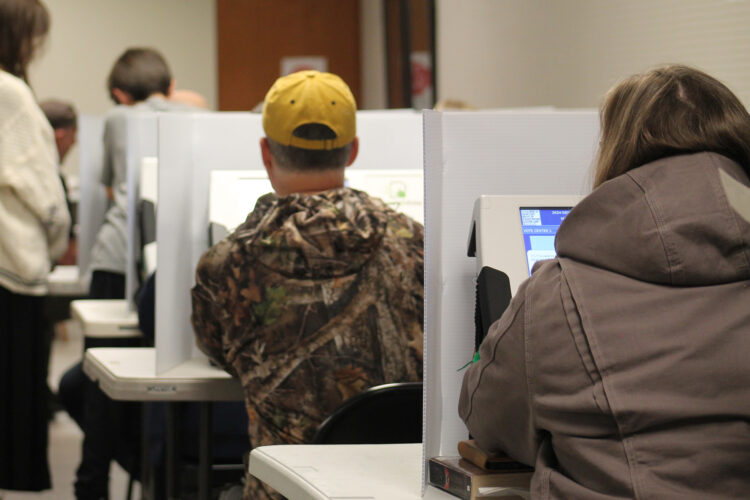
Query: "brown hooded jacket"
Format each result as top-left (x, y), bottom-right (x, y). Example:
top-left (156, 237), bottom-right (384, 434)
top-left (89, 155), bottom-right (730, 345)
top-left (460, 153), bottom-right (750, 499)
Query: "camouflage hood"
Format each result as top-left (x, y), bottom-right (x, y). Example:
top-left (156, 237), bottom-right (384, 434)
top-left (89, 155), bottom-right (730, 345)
top-left (234, 187), bottom-right (397, 279)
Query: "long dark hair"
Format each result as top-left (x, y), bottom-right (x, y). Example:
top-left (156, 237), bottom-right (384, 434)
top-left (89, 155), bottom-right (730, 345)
top-left (595, 65), bottom-right (750, 188)
top-left (0, 0), bottom-right (49, 82)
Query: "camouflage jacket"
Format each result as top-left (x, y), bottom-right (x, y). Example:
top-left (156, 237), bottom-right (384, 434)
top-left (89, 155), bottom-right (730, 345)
top-left (191, 187), bottom-right (424, 499)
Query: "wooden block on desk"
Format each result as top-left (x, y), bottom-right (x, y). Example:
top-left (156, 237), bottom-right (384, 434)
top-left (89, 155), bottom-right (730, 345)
top-left (428, 456), bottom-right (531, 500)
top-left (457, 439), bottom-right (530, 471)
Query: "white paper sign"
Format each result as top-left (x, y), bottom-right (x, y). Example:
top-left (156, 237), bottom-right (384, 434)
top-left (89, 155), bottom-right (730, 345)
top-left (281, 56), bottom-right (328, 76)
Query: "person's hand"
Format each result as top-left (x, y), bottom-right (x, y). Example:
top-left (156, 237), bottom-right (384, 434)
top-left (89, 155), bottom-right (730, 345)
top-left (56, 239), bottom-right (77, 266)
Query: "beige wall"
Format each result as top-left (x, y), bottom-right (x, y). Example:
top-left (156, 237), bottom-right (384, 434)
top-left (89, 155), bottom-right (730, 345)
top-left (30, 0), bottom-right (217, 174)
top-left (29, 0), bottom-right (750, 168)
top-left (31, 0), bottom-right (391, 177)
top-left (30, 0), bottom-right (389, 176)
top-left (360, 0), bottom-right (388, 109)
top-left (436, 0), bottom-right (750, 109)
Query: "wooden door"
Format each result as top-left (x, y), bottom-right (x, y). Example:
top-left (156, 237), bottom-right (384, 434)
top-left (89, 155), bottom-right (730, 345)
top-left (385, 0), bottom-right (435, 109)
top-left (217, 0), bottom-right (361, 111)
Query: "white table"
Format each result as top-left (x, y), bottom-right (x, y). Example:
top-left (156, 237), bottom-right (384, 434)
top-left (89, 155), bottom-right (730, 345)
top-left (249, 443), bottom-right (456, 500)
top-left (44, 266), bottom-right (87, 334)
top-left (47, 265), bottom-right (88, 296)
top-left (83, 347), bottom-right (244, 500)
top-left (83, 347), bottom-right (242, 401)
top-left (71, 299), bottom-right (141, 338)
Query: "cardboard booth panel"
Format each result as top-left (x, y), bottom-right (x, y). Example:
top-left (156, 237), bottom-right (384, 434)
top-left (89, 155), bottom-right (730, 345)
top-left (139, 157), bottom-right (158, 277)
top-left (351, 110), bottom-right (422, 171)
top-left (156, 112), bottom-right (266, 373)
top-left (125, 114), bottom-right (159, 311)
top-left (78, 111), bottom-right (160, 309)
top-left (155, 110), bottom-right (425, 374)
top-left (77, 114), bottom-right (106, 284)
top-left (422, 110), bottom-right (599, 465)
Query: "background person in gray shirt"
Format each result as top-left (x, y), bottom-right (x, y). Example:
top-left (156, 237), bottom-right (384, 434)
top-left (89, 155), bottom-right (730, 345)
top-left (88, 47), bottom-right (196, 299)
top-left (61, 47), bottom-right (199, 500)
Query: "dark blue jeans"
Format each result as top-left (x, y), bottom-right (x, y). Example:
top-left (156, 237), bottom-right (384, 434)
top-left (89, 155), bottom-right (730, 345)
top-left (63, 270), bottom-right (141, 500)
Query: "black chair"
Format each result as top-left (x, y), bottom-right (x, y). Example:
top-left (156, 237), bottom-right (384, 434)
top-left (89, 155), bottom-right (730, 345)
top-left (312, 382), bottom-right (423, 444)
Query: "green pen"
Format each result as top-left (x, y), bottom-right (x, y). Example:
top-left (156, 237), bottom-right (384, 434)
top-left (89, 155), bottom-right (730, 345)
top-left (457, 350), bottom-right (481, 372)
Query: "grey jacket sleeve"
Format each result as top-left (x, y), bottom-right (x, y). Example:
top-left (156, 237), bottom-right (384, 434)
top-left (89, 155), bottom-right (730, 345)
top-left (458, 278), bottom-right (540, 465)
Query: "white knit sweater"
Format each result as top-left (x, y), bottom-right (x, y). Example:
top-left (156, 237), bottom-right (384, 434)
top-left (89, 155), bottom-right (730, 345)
top-left (0, 70), bottom-right (70, 295)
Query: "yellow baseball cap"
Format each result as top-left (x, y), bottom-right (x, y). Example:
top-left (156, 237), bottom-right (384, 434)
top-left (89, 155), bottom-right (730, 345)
top-left (262, 70), bottom-right (356, 150)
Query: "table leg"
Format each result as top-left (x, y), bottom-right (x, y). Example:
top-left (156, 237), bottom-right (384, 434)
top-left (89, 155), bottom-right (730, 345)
top-left (199, 402), bottom-right (213, 500)
top-left (166, 403), bottom-right (178, 499)
top-left (141, 404), bottom-right (149, 500)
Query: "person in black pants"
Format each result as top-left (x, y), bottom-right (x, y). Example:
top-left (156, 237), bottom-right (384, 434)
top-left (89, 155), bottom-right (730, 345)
top-left (0, 1), bottom-right (71, 493)
top-left (58, 270), bottom-right (142, 500)
top-left (59, 45), bottom-right (198, 499)
top-left (136, 273), bottom-right (250, 498)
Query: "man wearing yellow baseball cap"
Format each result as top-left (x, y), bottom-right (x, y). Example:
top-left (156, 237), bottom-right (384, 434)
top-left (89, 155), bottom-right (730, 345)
top-left (191, 71), bottom-right (424, 500)
top-left (259, 70), bottom-right (359, 195)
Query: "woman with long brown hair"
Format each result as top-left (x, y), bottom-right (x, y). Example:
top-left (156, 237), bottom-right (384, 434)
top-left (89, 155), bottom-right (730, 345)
top-left (460, 65), bottom-right (750, 499)
top-left (0, 0), bottom-right (70, 492)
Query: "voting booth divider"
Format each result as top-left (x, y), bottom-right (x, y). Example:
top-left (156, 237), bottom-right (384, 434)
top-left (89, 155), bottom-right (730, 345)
top-left (124, 114), bottom-right (159, 309)
top-left (155, 110), bottom-right (424, 374)
top-left (77, 115), bottom-right (107, 286)
top-left (421, 109), bottom-right (600, 487)
top-left (77, 111), bottom-right (160, 308)
top-left (77, 106), bottom-right (610, 496)
top-left (138, 157), bottom-right (159, 277)
top-left (155, 112), bottom-right (263, 373)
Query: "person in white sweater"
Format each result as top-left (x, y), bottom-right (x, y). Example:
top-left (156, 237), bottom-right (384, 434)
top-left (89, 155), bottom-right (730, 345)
top-left (0, 0), bottom-right (70, 492)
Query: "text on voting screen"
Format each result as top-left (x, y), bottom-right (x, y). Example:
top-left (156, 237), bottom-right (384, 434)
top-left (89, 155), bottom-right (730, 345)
top-left (520, 207), bottom-right (571, 275)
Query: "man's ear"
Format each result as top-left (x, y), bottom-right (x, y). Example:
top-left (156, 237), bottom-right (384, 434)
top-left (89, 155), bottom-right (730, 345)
top-left (261, 137), bottom-right (283, 194)
top-left (345, 137), bottom-right (359, 167)
top-left (111, 88), bottom-right (134, 105)
top-left (260, 137), bottom-right (274, 176)
top-left (166, 79), bottom-right (176, 98)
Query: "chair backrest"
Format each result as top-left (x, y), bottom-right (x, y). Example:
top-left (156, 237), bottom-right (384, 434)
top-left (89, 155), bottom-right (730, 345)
top-left (312, 382), bottom-right (423, 444)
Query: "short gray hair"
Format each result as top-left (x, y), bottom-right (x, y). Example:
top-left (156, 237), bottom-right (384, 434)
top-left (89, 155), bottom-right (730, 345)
top-left (266, 123), bottom-right (353, 171)
top-left (40, 99), bottom-right (77, 130)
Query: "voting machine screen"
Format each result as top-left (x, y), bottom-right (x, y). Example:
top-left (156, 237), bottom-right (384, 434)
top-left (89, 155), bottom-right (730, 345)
top-left (208, 170), bottom-right (273, 245)
top-left (208, 168), bottom-right (425, 248)
top-left (468, 195), bottom-right (582, 344)
top-left (519, 207), bottom-right (572, 276)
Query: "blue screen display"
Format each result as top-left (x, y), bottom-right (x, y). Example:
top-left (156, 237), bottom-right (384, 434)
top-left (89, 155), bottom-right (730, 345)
top-left (520, 207), bottom-right (572, 275)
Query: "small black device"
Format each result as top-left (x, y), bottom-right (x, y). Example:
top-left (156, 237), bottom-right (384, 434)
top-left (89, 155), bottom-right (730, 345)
top-left (473, 266), bottom-right (512, 350)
